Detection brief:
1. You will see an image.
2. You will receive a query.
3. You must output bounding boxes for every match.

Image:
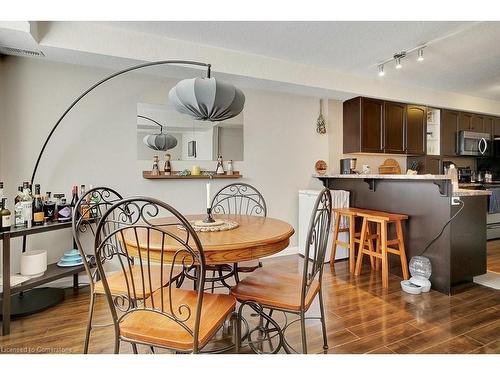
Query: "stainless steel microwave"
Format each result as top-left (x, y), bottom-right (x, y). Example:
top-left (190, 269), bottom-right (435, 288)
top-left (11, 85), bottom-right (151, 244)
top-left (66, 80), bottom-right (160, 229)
top-left (457, 131), bottom-right (491, 156)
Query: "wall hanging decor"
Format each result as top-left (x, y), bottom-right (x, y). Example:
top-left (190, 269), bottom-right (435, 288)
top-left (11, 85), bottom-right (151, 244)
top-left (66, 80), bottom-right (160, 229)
top-left (316, 99), bottom-right (326, 134)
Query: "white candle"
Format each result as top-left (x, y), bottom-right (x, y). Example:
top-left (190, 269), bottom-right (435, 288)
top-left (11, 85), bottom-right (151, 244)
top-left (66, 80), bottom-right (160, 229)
top-left (206, 182), bottom-right (211, 209)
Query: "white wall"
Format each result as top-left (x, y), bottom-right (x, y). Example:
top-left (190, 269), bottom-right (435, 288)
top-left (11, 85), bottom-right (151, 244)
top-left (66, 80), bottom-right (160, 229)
top-left (0, 56), bottom-right (327, 273)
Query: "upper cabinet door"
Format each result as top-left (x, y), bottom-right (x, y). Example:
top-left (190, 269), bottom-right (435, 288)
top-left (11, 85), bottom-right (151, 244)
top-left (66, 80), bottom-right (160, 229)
top-left (361, 98), bottom-right (384, 152)
top-left (442, 110), bottom-right (459, 156)
top-left (458, 112), bottom-right (472, 131)
top-left (471, 114), bottom-right (485, 132)
top-left (495, 118), bottom-right (500, 137)
top-left (384, 101), bottom-right (406, 154)
top-left (406, 105), bottom-right (427, 155)
top-left (484, 117), bottom-right (494, 136)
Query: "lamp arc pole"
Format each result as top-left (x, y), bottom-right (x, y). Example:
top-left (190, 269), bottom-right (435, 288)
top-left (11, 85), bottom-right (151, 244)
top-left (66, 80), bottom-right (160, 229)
top-left (30, 59), bottom-right (211, 185)
top-left (137, 114), bottom-right (164, 133)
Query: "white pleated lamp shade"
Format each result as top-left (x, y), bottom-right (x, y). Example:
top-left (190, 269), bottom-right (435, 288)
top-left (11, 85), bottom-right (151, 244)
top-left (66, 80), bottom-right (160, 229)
top-left (143, 133), bottom-right (178, 151)
top-left (168, 77), bottom-right (245, 121)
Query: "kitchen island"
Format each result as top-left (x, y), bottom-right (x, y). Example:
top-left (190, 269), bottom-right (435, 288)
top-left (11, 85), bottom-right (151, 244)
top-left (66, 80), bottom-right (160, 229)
top-left (315, 174), bottom-right (490, 294)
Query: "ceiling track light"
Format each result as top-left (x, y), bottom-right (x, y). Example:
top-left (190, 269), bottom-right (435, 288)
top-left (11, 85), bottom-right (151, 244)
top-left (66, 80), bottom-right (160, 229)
top-left (417, 48), bottom-right (424, 62)
top-left (376, 45), bottom-right (426, 77)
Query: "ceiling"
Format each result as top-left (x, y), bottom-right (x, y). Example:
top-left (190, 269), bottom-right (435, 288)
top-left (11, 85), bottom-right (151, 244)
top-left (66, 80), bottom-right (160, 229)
top-left (101, 21), bottom-right (500, 100)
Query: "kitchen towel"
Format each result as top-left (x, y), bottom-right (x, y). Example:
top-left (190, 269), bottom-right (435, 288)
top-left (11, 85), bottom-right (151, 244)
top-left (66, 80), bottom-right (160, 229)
top-left (489, 187), bottom-right (500, 214)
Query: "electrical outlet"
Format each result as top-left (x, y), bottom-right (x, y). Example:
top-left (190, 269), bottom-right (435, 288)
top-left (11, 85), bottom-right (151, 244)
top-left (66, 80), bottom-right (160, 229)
top-left (451, 197), bottom-right (461, 206)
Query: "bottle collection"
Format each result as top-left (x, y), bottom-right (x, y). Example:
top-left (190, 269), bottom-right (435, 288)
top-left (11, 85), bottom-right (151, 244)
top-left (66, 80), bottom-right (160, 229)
top-left (0, 181), bottom-right (97, 232)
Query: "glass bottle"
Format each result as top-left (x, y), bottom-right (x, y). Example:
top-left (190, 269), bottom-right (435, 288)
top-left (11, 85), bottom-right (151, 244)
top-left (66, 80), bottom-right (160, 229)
top-left (20, 182), bottom-right (33, 228)
top-left (57, 197), bottom-right (72, 222)
top-left (80, 184), bottom-right (90, 219)
top-left (164, 153), bottom-right (172, 176)
top-left (0, 182), bottom-right (4, 201)
top-left (44, 192), bottom-right (56, 223)
top-left (89, 185), bottom-right (100, 218)
top-left (32, 184), bottom-right (44, 226)
top-left (70, 185), bottom-right (79, 208)
top-left (14, 186), bottom-right (22, 205)
top-left (227, 160), bottom-right (234, 176)
top-left (0, 198), bottom-right (11, 232)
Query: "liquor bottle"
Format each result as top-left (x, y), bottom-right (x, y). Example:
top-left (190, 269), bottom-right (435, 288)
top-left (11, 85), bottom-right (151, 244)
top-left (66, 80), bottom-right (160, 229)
top-left (32, 184), bottom-right (44, 226)
top-left (89, 184), bottom-right (100, 218)
top-left (57, 197), bottom-right (72, 222)
top-left (0, 198), bottom-right (11, 232)
top-left (164, 153), bottom-right (172, 176)
top-left (70, 185), bottom-right (79, 208)
top-left (14, 186), bottom-right (22, 204)
top-left (227, 160), bottom-right (234, 176)
top-left (20, 182), bottom-right (33, 228)
top-left (53, 193), bottom-right (64, 221)
top-left (79, 184), bottom-right (90, 219)
top-left (0, 182), bottom-right (4, 201)
top-left (44, 192), bottom-right (56, 222)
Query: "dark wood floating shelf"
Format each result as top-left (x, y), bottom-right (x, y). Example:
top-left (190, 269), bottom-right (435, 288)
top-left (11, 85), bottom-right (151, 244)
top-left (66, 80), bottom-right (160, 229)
top-left (143, 171), bottom-right (242, 179)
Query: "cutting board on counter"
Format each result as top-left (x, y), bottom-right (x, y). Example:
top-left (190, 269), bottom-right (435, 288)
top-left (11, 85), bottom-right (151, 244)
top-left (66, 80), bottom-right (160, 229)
top-left (378, 158), bottom-right (401, 174)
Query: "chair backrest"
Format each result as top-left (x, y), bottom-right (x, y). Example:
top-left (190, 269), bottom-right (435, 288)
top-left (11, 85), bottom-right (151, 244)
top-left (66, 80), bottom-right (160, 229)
top-left (211, 183), bottom-right (267, 217)
top-left (94, 196), bottom-right (206, 352)
top-left (72, 186), bottom-right (123, 286)
top-left (301, 188), bottom-right (332, 307)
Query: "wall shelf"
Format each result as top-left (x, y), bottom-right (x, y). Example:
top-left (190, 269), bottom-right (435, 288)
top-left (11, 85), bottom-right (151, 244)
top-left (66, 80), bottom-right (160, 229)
top-left (142, 171), bottom-right (242, 179)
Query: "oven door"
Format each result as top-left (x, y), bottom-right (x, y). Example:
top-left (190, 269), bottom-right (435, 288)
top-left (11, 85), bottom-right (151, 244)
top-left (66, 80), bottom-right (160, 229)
top-left (457, 131), bottom-right (491, 156)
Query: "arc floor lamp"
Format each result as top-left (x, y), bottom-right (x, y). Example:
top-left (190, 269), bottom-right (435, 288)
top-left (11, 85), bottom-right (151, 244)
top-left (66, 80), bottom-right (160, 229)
top-left (14, 59), bottom-right (245, 318)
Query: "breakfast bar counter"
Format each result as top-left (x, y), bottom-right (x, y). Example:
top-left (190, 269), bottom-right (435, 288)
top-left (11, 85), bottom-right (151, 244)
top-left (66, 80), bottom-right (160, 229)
top-left (315, 174), bottom-right (488, 294)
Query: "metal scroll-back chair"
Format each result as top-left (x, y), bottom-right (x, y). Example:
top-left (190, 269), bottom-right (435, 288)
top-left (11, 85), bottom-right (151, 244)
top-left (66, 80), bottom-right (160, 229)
top-left (231, 188), bottom-right (332, 354)
top-left (94, 197), bottom-right (236, 353)
top-left (72, 188), bottom-right (171, 353)
top-left (209, 183), bottom-right (267, 289)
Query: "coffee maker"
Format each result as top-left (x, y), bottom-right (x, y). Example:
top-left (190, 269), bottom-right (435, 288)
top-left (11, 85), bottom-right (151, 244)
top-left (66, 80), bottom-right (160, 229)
top-left (340, 158), bottom-right (357, 174)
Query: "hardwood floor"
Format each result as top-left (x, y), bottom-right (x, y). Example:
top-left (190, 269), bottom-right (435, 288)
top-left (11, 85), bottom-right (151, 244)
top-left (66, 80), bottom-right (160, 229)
top-left (1, 249), bottom-right (499, 354)
top-left (488, 239), bottom-right (500, 273)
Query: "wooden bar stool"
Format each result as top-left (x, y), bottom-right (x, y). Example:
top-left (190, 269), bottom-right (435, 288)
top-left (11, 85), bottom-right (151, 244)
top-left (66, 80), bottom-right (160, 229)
top-left (353, 209), bottom-right (409, 288)
top-left (330, 208), bottom-right (377, 274)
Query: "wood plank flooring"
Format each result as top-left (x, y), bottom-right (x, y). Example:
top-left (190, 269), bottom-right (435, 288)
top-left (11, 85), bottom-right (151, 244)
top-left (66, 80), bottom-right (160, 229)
top-left (1, 244), bottom-right (499, 354)
top-left (488, 239), bottom-right (500, 273)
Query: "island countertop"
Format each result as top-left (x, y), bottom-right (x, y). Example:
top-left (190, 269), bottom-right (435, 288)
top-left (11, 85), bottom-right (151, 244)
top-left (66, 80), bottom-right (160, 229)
top-left (313, 174), bottom-right (491, 196)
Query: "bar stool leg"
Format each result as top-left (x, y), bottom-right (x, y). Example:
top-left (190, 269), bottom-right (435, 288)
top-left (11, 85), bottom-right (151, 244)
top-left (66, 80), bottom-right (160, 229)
top-left (396, 220), bottom-right (409, 280)
top-left (380, 221), bottom-right (389, 288)
top-left (348, 215), bottom-right (355, 273)
top-left (354, 218), bottom-right (367, 276)
top-left (366, 224), bottom-right (375, 269)
top-left (330, 212), bottom-right (341, 265)
top-left (375, 223), bottom-right (381, 270)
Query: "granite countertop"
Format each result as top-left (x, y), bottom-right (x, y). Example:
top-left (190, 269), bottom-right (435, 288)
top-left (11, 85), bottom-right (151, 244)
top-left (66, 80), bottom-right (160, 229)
top-left (313, 173), bottom-right (451, 180)
top-left (453, 189), bottom-right (491, 197)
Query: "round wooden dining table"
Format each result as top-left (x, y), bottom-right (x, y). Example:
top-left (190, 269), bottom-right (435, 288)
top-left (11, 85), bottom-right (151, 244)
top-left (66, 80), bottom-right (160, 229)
top-left (122, 214), bottom-right (295, 265)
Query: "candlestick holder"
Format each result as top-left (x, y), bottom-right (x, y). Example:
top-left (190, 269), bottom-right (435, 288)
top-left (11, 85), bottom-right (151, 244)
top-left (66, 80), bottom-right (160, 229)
top-left (203, 207), bottom-right (216, 223)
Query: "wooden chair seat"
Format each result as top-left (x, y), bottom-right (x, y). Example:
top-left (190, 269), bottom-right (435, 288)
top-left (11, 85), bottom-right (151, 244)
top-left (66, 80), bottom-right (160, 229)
top-left (94, 265), bottom-right (176, 299)
top-left (230, 268), bottom-right (319, 311)
top-left (120, 288), bottom-right (236, 350)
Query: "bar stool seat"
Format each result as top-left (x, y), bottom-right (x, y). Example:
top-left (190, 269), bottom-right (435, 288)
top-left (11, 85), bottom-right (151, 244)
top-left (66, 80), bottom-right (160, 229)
top-left (354, 209), bottom-right (409, 288)
top-left (330, 208), bottom-right (378, 273)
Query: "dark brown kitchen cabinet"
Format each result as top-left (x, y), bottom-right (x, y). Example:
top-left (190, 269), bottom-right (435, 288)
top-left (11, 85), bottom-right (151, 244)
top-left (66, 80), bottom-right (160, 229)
top-left (361, 98), bottom-right (384, 152)
top-left (495, 118), bottom-right (500, 136)
top-left (343, 97), bottom-right (384, 153)
top-left (471, 114), bottom-right (484, 132)
top-left (406, 105), bottom-right (427, 155)
top-left (458, 112), bottom-right (473, 131)
top-left (441, 109), bottom-right (459, 156)
top-left (484, 117), bottom-right (494, 135)
top-left (384, 101), bottom-right (406, 153)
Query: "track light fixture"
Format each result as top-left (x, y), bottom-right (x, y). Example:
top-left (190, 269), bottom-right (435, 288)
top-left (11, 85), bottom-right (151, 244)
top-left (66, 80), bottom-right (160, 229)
top-left (376, 45), bottom-right (426, 77)
top-left (417, 48), bottom-right (424, 62)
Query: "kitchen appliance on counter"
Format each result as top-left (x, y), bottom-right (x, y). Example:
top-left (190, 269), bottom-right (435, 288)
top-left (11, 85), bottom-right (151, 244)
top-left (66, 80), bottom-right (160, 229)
top-left (340, 158), bottom-right (357, 174)
top-left (457, 131), bottom-right (491, 156)
top-left (457, 167), bottom-right (472, 183)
